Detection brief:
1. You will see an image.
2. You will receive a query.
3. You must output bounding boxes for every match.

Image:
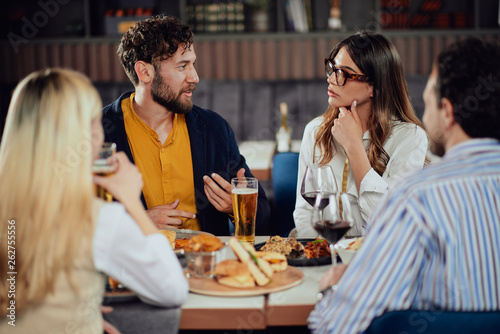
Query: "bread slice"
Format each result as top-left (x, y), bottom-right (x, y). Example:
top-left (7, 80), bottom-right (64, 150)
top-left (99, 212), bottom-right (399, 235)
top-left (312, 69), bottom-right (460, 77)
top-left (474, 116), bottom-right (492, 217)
top-left (229, 237), bottom-right (250, 263)
top-left (215, 259), bottom-right (256, 288)
top-left (246, 258), bottom-right (270, 286)
top-left (255, 251), bottom-right (288, 272)
top-left (158, 229), bottom-right (176, 249)
top-left (217, 275), bottom-right (256, 288)
top-left (228, 237), bottom-right (271, 286)
top-left (242, 243), bottom-right (274, 278)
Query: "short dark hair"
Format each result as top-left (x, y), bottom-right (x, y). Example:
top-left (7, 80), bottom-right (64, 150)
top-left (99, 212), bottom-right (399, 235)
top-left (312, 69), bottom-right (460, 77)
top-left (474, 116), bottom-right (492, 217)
top-left (117, 14), bottom-right (194, 85)
top-left (436, 38), bottom-right (500, 140)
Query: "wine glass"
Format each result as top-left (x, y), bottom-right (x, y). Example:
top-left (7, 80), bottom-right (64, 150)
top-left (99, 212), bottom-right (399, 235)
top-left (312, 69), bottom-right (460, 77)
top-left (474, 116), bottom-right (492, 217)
top-left (300, 164), bottom-right (337, 221)
top-left (311, 193), bottom-right (353, 268)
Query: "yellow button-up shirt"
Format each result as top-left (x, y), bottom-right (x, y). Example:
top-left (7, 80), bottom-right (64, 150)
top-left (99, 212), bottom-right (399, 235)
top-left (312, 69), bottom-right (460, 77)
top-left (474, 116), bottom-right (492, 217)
top-left (122, 93), bottom-right (200, 230)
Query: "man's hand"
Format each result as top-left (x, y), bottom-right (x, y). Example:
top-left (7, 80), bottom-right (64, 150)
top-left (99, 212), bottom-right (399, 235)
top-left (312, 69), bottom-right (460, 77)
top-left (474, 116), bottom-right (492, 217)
top-left (319, 264), bottom-right (347, 291)
top-left (146, 199), bottom-right (196, 229)
top-left (203, 168), bottom-right (245, 214)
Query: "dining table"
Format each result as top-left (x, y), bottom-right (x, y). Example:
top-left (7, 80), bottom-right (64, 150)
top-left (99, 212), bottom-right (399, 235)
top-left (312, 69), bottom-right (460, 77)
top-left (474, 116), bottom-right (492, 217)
top-left (103, 236), bottom-right (331, 334)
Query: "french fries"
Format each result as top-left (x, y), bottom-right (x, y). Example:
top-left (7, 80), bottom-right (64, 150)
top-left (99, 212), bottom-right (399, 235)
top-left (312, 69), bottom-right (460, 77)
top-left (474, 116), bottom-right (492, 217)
top-left (185, 234), bottom-right (225, 252)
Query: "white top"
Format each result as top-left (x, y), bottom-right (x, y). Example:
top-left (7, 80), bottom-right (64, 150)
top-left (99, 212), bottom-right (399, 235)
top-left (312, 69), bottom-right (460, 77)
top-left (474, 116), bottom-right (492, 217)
top-left (294, 116), bottom-right (428, 237)
top-left (93, 202), bottom-right (189, 307)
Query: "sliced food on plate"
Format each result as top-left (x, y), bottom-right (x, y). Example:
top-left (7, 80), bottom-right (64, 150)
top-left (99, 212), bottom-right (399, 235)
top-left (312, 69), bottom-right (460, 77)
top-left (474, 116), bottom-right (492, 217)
top-left (260, 235), bottom-right (304, 257)
top-left (259, 235), bottom-right (330, 260)
top-left (214, 237), bottom-right (287, 288)
top-left (254, 251), bottom-right (287, 272)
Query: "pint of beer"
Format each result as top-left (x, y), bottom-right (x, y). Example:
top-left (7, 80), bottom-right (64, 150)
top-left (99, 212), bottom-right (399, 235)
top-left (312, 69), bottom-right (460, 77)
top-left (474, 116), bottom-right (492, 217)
top-left (231, 177), bottom-right (258, 244)
top-left (92, 142), bottom-right (116, 202)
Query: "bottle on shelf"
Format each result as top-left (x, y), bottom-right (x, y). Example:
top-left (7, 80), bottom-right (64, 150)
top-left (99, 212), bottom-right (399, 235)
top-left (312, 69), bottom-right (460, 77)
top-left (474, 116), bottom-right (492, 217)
top-left (276, 102), bottom-right (292, 153)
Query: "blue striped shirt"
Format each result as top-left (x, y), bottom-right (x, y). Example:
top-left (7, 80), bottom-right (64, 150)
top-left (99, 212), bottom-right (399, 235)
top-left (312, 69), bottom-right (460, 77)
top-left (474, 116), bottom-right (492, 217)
top-left (308, 139), bottom-right (500, 334)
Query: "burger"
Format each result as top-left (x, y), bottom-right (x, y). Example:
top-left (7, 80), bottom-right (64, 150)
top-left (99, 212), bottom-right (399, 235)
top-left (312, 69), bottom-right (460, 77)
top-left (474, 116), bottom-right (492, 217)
top-left (214, 259), bottom-right (255, 288)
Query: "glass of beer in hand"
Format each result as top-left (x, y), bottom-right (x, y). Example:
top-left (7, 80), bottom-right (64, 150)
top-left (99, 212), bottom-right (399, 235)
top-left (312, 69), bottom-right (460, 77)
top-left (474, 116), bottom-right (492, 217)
top-left (231, 177), bottom-right (258, 244)
top-left (92, 142), bottom-right (117, 202)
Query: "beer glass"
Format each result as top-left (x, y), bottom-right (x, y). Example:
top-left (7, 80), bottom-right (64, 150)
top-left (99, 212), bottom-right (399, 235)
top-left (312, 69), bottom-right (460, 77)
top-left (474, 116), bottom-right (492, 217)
top-left (231, 177), bottom-right (258, 244)
top-left (92, 142), bottom-right (117, 202)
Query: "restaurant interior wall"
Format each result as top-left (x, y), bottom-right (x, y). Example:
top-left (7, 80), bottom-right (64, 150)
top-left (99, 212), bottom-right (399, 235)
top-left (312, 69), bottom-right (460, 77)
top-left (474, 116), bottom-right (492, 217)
top-left (1, 0), bottom-right (500, 141)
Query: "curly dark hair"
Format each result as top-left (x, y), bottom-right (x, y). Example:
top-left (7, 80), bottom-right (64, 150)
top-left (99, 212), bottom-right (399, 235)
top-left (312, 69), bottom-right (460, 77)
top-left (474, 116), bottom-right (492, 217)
top-left (436, 38), bottom-right (500, 140)
top-left (117, 14), bottom-right (193, 85)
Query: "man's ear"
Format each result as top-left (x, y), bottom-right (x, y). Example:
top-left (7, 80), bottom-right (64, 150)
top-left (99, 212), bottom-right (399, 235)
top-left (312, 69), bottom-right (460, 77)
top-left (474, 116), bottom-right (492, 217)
top-left (441, 97), bottom-right (455, 129)
top-left (134, 61), bottom-right (154, 84)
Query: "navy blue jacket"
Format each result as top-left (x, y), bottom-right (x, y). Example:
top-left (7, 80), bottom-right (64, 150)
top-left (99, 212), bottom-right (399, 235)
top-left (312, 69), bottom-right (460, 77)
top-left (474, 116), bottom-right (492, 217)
top-left (102, 92), bottom-right (270, 235)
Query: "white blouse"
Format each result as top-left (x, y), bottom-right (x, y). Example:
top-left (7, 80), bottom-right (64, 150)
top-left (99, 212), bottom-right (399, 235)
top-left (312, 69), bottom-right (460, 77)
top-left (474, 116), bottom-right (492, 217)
top-left (294, 116), bottom-right (429, 237)
top-left (93, 202), bottom-right (188, 307)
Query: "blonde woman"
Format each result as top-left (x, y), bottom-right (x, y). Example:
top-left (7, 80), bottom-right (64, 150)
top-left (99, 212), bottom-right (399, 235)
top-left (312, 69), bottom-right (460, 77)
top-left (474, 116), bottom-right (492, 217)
top-left (294, 32), bottom-right (428, 237)
top-left (0, 68), bottom-right (188, 333)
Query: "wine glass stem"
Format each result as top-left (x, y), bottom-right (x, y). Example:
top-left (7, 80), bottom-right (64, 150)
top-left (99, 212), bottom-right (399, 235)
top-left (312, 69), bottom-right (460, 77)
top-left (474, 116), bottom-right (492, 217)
top-left (319, 209), bottom-right (324, 222)
top-left (330, 243), bottom-right (337, 267)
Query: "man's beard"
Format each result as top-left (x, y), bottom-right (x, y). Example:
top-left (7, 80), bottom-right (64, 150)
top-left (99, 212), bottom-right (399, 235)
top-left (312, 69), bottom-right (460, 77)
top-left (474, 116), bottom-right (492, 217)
top-left (429, 131), bottom-right (446, 157)
top-left (151, 74), bottom-right (195, 114)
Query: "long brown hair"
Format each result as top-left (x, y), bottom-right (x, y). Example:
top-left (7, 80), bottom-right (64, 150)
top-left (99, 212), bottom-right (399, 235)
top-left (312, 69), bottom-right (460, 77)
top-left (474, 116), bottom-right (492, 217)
top-left (315, 31), bottom-right (426, 175)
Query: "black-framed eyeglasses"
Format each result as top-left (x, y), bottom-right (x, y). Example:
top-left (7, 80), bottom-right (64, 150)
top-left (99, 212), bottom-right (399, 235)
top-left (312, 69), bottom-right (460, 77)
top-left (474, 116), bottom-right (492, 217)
top-left (324, 58), bottom-right (370, 86)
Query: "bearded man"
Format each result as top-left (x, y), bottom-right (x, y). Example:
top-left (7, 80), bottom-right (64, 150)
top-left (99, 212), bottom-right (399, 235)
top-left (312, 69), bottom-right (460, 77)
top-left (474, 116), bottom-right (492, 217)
top-left (102, 15), bottom-right (270, 235)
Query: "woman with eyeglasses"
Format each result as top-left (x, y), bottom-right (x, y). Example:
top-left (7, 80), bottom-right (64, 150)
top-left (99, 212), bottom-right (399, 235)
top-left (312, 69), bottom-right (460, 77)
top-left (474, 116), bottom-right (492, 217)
top-left (294, 31), bottom-right (429, 237)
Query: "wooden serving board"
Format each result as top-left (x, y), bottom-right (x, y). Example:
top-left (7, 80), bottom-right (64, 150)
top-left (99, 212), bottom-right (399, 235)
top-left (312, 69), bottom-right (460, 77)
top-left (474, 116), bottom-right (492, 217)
top-left (187, 266), bottom-right (304, 297)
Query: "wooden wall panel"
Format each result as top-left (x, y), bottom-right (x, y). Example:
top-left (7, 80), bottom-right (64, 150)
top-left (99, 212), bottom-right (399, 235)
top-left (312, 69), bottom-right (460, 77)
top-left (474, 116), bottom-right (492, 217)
top-left (264, 40), bottom-right (278, 81)
top-left (277, 40), bottom-right (289, 81)
top-left (196, 41), bottom-right (213, 80)
top-left (303, 39), bottom-right (315, 80)
top-left (1, 32), bottom-right (499, 85)
top-left (251, 40), bottom-right (264, 80)
top-left (87, 44), bottom-right (99, 82)
top-left (48, 44), bottom-right (61, 69)
top-left (290, 39), bottom-right (302, 80)
top-left (98, 44), bottom-right (112, 82)
top-left (407, 38), bottom-right (418, 76)
top-left (213, 40), bottom-right (227, 80)
top-left (226, 40), bottom-right (239, 80)
top-left (240, 40), bottom-right (252, 80)
top-left (22, 45), bottom-right (36, 76)
top-left (432, 36), bottom-right (444, 70)
top-left (74, 44), bottom-right (87, 75)
top-left (111, 43), bottom-right (127, 82)
top-left (393, 37), bottom-right (406, 75)
top-left (316, 38), bottom-right (329, 78)
top-left (419, 37), bottom-right (432, 75)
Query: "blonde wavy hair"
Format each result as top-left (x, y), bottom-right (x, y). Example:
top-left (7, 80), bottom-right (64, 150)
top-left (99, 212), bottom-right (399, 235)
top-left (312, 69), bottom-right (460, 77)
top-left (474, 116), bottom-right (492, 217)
top-left (315, 32), bottom-right (427, 174)
top-left (0, 68), bottom-right (102, 315)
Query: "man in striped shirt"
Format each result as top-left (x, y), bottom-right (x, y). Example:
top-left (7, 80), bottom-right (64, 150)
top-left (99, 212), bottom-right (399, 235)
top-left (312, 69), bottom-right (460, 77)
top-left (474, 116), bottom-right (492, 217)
top-left (309, 38), bottom-right (500, 333)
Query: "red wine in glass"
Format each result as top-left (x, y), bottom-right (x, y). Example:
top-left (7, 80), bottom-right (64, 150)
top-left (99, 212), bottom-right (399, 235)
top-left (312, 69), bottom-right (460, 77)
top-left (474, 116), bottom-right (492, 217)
top-left (313, 220), bottom-right (351, 245)
top-left (301, 191), bottom-right (336, 210)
